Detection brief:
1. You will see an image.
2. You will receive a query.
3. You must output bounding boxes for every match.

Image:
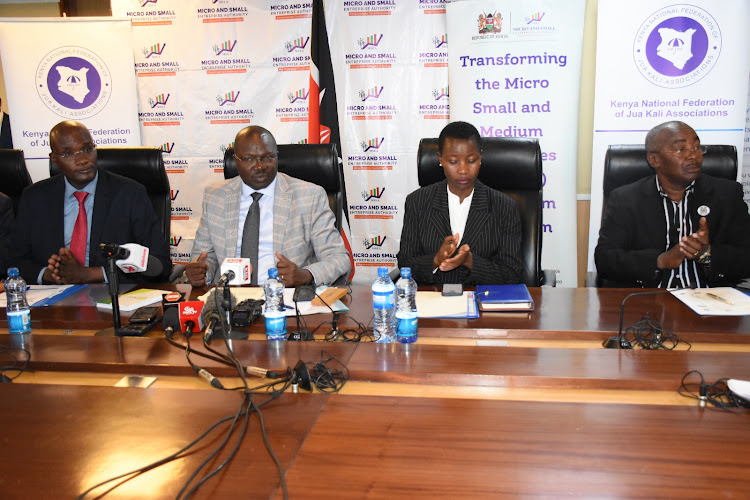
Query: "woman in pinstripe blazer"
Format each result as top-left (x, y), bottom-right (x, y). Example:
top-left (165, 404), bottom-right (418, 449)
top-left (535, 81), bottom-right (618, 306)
top-left (397, 122), bottom-right (523, 285)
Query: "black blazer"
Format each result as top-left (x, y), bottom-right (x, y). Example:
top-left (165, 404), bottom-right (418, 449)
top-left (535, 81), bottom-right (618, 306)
top-left (397, 179), bottom-right (523, 285)
top-left (0, 192), bottom-right (13, 279)
top-left (10, 168), bottom-right (170, 283)
top-left (595, 174), bottom-right (750, 287)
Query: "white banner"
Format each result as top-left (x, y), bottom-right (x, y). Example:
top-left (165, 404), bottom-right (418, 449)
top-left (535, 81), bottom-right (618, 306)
top-left (327, 1), bottom-right (450, 284)
top-left (445, 0), bottom-right (586, 287)
top-left (0, 18), bottom-right (141, 182)
top-left (112, 0), bottom-right (313, 263)
top-left (587, 0), bottom-right (750, 274)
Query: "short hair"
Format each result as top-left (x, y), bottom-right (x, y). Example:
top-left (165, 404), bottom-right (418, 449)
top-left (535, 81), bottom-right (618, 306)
top-left (645, 121), bottom-right (691, 153)
top-left (235, 125), bottom-right (277, 152)
top-left (438, 121), bottom-right (482, 154)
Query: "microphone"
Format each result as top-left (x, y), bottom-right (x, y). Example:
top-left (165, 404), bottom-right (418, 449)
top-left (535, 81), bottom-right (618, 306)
top-left (603, 289), bottom-right (673, 349)
top-left (179, 300), bottom-right (205, 337)
top-left (201, 288), bottom-right (237, 341)
top-left (162, 308), bottom-right (181, 340)
top-left (219, 258), bottom-right (251, 285)
top-left (99, 243), bottom-right (163, 277)
top-left (193, 365), bottom-right (224, 389)
top-left (217, 270), bottom-right (235, 286)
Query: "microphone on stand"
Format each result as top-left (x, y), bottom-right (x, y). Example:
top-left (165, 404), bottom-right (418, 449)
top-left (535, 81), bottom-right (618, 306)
top-left (100, 243), bottom-right (163, 277)
top-left (219, 258), bottom-right (251, 285)
top-left (603, 289), bottom-right (674, 349)
top-left (202, 288), bottom-right (240, 340)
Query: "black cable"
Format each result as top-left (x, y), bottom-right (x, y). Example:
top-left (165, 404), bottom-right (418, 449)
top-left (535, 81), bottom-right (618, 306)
top-left (305, 350), bottom-right (349, 393)
top-left (678, 370), bottom-right (750, 412)
top-left (0, 345), bottom-right (30, 381)
top-left (176, 393), bottom-right (249, 499)
top-left (75, 410), bottom-right (247, 499)
top-left (621, 313), bottom-right (691, 350)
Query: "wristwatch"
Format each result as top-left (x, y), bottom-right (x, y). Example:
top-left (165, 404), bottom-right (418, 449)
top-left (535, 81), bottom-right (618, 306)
top-left (698, 245), bottom-right (711, 265)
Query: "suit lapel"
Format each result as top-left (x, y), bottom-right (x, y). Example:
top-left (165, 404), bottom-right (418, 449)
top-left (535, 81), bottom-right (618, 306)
top-left (428, 181), bottom-right (451, 240)
top-left (273, 173), bottom-right (291, 253)
top-left (224, 178), bottom-right (242, 259)
top-left (51, 175), bottom-right (67, 245)
top-left (461, 182), bottom-right (490, 247)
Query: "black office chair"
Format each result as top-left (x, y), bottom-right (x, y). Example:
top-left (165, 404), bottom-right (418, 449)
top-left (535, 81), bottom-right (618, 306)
top-left (417, 137), bottom-right (545, 287)
top-left (596, 144), bottom-right (737, 287)
top-left (223, 143), bottom-right (344, 232)
top-left (49, 147), bottom-right (171, 248)
top-left (0, 148), bottom-right (32, 214)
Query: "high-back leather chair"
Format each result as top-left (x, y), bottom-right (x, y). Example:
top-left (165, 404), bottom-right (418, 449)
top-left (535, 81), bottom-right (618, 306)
top-left (596, 144), bottom-right (737, 287)
top-left (0, 148), bottom-right (32, 214)
top-left (417, 137), bottom-right (544, 287)
top-left (223, 143), bottom-right (344, 232)
top-left (50, 147), bottom-right (171, 247)
top-left (602, 144), bottom-right (737, 221)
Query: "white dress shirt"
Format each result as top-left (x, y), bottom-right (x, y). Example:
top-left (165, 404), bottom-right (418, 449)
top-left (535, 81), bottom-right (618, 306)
top-left (236, 178), bottom-right (276, 284)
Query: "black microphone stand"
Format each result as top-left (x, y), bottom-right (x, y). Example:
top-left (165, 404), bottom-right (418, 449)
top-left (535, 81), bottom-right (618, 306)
top-left (221, 283), bottom-right (247, 340)
top-left (96, 244), bottom-right (128, 336)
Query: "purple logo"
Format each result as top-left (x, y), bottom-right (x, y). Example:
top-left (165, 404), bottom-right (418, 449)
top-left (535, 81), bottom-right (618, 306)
top-left (36, 46), bottom-right (111, 119)
top-left (287, 89), bottom-right (308, 103)
top-left (362, 187), bottom-right (385, 201)
top-left (432, 87), bottom-right (449, 100)
top-left (358, 34), bottom-right (383, 50)
top-left (160, 143), bottom-right (174, 153)
top-left (633, 5), bottom-right (721, 89)
top-left (359, 86), bottom-right (383, 101)
top-left (363, 235), bottom-right (386, 249)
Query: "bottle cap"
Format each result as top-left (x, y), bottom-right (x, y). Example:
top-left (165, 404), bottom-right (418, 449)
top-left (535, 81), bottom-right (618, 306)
top-left (268, 267), bottom-right (279, 278)
top-left (400, 267), bottom-right (412, 278)
top-left (7, 267), bottom-right (19, 278)
top-left (377, 267), bottom-right (388, 277)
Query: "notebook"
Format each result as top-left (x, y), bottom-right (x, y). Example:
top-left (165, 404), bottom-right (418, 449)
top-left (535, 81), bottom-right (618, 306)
top-left (475, 284), bottom-right (535, 312)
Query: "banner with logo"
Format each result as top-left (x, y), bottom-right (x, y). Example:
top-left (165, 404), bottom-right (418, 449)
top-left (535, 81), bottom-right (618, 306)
top-left (0, 18), bottom-right (140, 182)
top-left (744, 75), bottom-right (750, 204)
top-left (586, 0), bottom-right (750, 274)
top-left (112, 0), bottom-right (313, 263)
top-left (445, 0), bottom-right (586, 287)
top-left (326, 1), bottom-right (450, 284)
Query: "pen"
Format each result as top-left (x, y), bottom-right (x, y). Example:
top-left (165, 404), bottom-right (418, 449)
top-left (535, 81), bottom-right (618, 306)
top-left (706, 292), bottom-right (734, 306)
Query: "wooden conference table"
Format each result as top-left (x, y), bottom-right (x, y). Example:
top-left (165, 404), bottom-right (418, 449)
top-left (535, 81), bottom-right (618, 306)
top-left (1, 285), bottom-right (749, 498)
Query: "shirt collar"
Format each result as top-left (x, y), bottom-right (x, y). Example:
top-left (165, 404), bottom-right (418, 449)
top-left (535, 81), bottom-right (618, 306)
top-left (655, 176), bottom-right (695, 200)
top-left (446, 183), bottom-right (474, 205)
top-left (64, 170), bottom-right (99, 198)
top-left (241, 176), bottom-right (276, 199)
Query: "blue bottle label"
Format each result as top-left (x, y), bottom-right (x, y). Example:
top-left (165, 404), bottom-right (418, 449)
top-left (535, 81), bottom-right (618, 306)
top-left (396, 316), bottom-right (418, 339)
top-left (265, 314), bottom-right (287, 340)
top-left (7, 310), bottom-right (31, 334)
top-left (373, 289), bottom-right (395, 309)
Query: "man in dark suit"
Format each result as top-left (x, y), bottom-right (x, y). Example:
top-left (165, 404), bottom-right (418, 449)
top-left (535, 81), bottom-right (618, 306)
top-left (0, 192), bottom-right (13, 279)
top-left (397, 121), bottom-right (523, 285)
top-left (595, 121), bottom-right (750, 288)
top-left (10, 120), bottom-right (170, 284)
top-left (0, 98), bottom-right (12, 149)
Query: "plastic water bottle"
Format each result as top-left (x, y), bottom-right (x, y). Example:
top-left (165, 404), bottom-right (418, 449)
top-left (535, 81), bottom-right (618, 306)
top-left (263, 267), bottom-right (287, 340)
top-left (395, 267), bottom-right (418, 343)
top-left (372, 267), bottom-right (396, 343)
top-left (5, 268), bottom-right (31, 335)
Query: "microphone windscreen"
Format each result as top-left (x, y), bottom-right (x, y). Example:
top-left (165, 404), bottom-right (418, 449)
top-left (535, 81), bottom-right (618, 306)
top-left (144, 255), bottom-right (164, 277)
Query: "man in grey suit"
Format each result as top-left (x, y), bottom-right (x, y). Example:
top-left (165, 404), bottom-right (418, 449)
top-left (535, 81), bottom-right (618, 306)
top-left (185, 126), bottom-right (350, 287)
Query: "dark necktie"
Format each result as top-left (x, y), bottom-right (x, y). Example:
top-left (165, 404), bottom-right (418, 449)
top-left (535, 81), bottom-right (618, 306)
top-left (241, 192), bottom-right (263, 284)
top-left (70, 191), bottom-right (89, 266)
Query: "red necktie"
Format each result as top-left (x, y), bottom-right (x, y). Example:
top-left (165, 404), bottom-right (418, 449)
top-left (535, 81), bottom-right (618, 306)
top-left (70, 191), bottom-right (88, 266)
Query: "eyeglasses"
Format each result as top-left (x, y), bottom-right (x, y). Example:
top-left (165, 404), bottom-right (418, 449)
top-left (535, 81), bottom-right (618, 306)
top-left (233, 153), bottom-right (277, 167)
top-left (666, 145), bottom-right (708, 158)
top-left (53, 145), bottom-right (97, 159)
